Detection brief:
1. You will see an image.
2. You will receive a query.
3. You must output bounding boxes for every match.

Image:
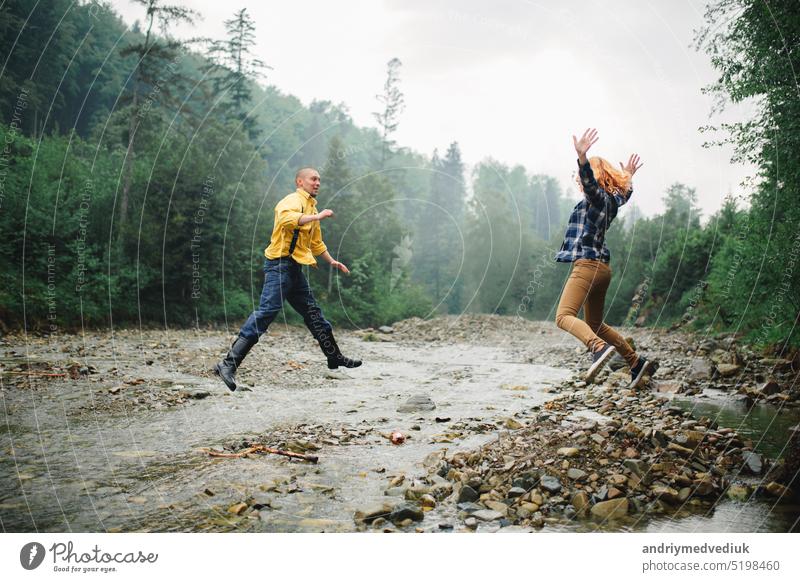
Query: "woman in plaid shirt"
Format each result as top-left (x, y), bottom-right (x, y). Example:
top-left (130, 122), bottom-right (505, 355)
top-left (554, 128), bottom-right (656, 389)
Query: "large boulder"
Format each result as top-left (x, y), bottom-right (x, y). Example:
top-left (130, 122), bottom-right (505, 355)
top-left (688, 358), bottom-right (714, 381)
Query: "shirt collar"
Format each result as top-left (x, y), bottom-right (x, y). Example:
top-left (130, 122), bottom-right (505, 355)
top-left (297, 188), bottom-right (313, 201)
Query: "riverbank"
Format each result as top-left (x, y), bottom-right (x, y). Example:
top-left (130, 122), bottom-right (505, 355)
top-left (1, 315), bottom-right (797, 532)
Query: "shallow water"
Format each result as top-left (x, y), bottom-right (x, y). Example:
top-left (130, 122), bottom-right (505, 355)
top-left (1, 339), bottom-right (569, 532)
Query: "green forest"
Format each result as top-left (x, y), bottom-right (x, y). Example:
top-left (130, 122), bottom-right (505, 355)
top-left (0, 0), bottom-right (797, 349)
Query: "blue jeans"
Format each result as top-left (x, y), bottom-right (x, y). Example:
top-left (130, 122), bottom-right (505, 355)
top-left (238, 258), bottom-right (335, 356)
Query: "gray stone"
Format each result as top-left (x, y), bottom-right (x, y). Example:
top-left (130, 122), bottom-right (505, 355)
top-left (507, 487), bottom-right (527, 498)
top-left (540, 475), bottom-right (562, 493)
top-left (472, 509), bottom-right (505, 522)
top-left (688, 358), bottom-right (714, 381)
top-left (457, 485), bottom-right (479, 504)
top-left (567, 468), bottom-right (586, 480)
top-left (741, 451), bottom-right (763, 475)
top-left (590, 433), bottom-right (606, 445)
top-left (397, 394), bottom-right (436, 413)
top-left (511, 472), bottom-right (539, 490)
top-left (389, 503), bottom-right (424, 523)
top-left (456, 502), bottom-right (483, 514)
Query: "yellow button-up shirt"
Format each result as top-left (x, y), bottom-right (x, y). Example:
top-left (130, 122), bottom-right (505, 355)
top-left (264, 188), bottom-right (327, 266)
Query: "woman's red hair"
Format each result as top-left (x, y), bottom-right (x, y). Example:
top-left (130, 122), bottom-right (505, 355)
top-left (578, 156), bottom-right (632, 196)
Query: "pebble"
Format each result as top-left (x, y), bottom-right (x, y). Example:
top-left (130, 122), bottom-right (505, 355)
top-left (457, 485), bottom-right (479, 504)
top-left (539, 475), bottom-right (562, 493)
top-left (567, 468), bottom-right (586, 480)
top-left (397, 394), bottom-right (436, 413)
top-left (472, 509), bottom-right (504, 522)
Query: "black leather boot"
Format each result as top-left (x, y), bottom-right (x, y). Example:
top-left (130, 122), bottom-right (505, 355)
top-left (325, 332), bottom-right (362, 370)
top-left (213, 336), bottom-right (256, 391)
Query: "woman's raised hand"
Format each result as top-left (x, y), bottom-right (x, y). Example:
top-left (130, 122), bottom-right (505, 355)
top-left (620, 154), bottom-right (643, 176)
top-left (573, 128), bottom-right (599, 163)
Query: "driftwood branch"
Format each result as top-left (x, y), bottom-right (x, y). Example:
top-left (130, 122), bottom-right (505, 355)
top-left (200, 444), bottom-right (318, 463)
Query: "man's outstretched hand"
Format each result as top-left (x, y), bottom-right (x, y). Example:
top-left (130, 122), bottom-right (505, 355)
top-left (331, 260), bottom-right (350, 275)
top-left (318, 209), bottom-right (334, 220)
top-left (573, 128), bottom-right (599, 164)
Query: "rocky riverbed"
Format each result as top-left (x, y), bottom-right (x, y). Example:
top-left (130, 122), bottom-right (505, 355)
top-left (1, 315), bottom-right (798, 532)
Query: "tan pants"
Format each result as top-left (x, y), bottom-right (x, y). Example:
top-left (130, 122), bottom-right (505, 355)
top-left (555, 258), bottom-right (638, 368)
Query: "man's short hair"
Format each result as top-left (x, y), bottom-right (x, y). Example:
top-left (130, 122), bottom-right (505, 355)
top-left (295, 167), bottom-right (318, 182)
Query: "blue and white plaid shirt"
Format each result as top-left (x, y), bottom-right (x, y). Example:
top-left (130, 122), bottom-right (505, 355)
top-left (555, 159), bottom-right (632, 264)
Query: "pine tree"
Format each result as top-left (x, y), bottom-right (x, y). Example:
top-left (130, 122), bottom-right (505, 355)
top-left (440, 142), bottom-right (466, 311)
top-left (373, 57), bottom-right (405, 168)
top-left (205, 8), bottom-right (270, 140)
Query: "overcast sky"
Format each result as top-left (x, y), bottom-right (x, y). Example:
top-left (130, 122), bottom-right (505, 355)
top-left (109, 0), bottom-right (756, 217)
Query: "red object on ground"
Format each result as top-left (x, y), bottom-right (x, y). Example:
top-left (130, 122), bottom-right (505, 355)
top-left (390, 431), bottom-right (405, 445)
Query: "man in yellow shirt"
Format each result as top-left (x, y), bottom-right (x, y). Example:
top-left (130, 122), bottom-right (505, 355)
top-left (214, 168), bottom-right (362, 391)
